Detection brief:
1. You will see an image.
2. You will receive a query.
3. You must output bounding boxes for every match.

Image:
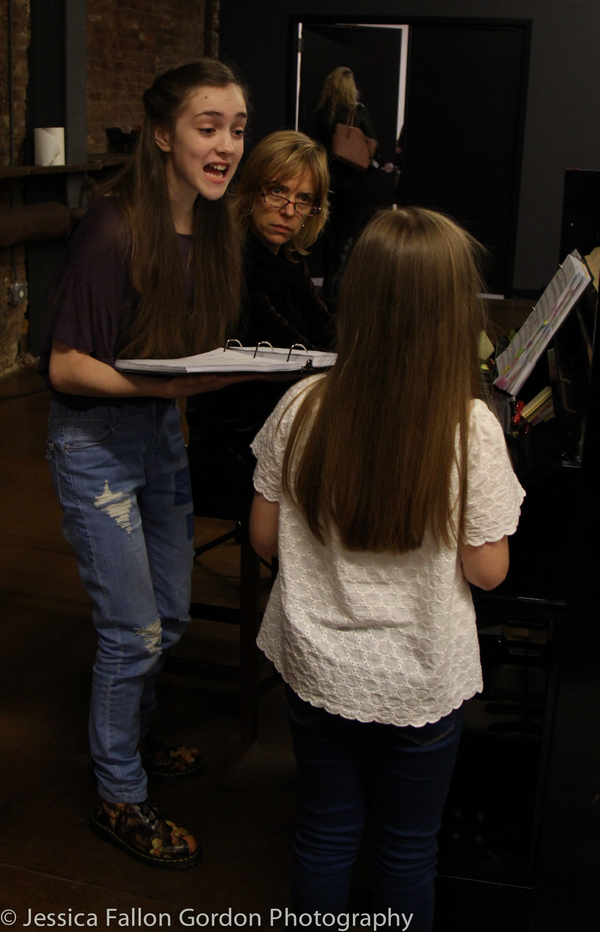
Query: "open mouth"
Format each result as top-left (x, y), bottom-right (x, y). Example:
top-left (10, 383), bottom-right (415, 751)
top-left (204, 163), bottom-right (229, 178)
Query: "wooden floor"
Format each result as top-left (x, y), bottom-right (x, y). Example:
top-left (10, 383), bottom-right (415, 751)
top-left (0, 364), bottom-right (524, 932)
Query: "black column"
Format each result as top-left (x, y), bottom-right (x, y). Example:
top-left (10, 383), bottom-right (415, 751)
top-left (25, 0), bottom-right (87, 355)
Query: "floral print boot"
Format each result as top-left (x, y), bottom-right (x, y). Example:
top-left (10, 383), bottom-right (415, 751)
top-left (138, 731), bottom-right (206, 781)
top-left (90, 795), bottom-right (201, 869)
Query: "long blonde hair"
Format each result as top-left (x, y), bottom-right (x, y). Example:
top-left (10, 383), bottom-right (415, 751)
top-left (282, 207), bottom-right (488, 553)
top-left (317, 67), bottom-right (359, 123)
top-left (235, 130), bottom-right (329, 260)
top-left (108, 60), bottom-right (246, 359)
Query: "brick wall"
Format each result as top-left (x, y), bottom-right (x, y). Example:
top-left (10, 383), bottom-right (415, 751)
top-left (0, 0), bottom-right (30, 376)
top-left (87, 0), bottom-right (207, 154)
top-left (0, 0), bottom-right (219, 377)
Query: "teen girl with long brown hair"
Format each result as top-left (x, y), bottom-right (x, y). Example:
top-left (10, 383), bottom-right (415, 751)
top-left (250, 208), bottom-right (525, 930)
top-left (39, 60), bottom-right (252, 870)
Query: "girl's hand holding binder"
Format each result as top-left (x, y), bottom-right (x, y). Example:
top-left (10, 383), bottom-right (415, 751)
top-left (49, 342), bottom-right (266, 398)
top-left (160, 372), bottom-right (268, 397)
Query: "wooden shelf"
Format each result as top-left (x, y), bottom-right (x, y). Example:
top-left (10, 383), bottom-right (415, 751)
top-left (0, 154), bottom-right (129, 180)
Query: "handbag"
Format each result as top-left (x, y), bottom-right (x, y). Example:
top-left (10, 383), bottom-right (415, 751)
top-left (330, 109), bottom-right (377, 171)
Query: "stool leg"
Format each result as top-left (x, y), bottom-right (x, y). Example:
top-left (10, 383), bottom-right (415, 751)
top-left (239, 519), bottom-right (262, 743)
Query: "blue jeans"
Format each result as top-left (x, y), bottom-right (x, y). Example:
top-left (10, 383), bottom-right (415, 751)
top-left (46, 399), bottom-right (195, 803)
top-left (285, 686), bottom-right (463, 932)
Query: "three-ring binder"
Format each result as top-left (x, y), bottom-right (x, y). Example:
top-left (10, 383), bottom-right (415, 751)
top-left (116, 344), bottom-right (337, 377)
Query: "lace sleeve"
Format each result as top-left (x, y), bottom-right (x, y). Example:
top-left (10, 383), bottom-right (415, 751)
top-left (463, 400), bottom-right (525, 546)
top-left (251, 377), bottom-right (320, 503)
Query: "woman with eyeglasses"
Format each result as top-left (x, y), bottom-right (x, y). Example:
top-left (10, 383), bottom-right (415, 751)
top-left (235, 129), bottom-right (334, 352)
top-left (186, 130), bottom-right (334, 501)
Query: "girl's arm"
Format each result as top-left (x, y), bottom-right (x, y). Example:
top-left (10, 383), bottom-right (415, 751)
top-left (249, 491), bottom-right (280, 558)
top-left (459, 536), bottom-right (509, 590)
top-left (49, 342), bottom-right (262, 399)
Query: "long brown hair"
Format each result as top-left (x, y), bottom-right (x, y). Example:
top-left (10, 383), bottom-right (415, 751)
top-left (235, 130), bottom-right (329, 260)
top-left (282, 207), bottom-right (488, 553)
top-left (317, 67), bottom-right (358, 123)
top-left (108, 60), bottom-right (247, 359)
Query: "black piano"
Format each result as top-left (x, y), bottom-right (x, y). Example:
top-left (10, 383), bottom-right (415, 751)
top-left (434, 272), bottom-right (600, 930)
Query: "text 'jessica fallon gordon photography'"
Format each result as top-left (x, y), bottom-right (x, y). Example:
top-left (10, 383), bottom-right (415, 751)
top-left (5, 908), bottom-right (416, 930)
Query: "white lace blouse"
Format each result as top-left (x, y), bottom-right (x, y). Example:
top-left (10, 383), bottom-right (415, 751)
top-left (251, 378), bottom-right (525, 728)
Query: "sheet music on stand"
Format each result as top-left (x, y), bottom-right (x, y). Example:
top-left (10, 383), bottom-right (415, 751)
top-left (116, 343), bottom-right (337, 376)
top-left (494, 252), bottom-right (591, 397)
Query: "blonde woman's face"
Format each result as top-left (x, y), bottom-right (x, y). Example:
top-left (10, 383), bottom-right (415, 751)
top-left (251, 170), bottom-right (314, 255)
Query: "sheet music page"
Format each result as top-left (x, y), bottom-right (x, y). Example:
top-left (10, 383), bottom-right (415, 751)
top-left (501, 283), bottom-right (575, 392)
top-left (494, 255), bottom-right (589, 394)
top-left (495, 263), bottom-right (573, 377)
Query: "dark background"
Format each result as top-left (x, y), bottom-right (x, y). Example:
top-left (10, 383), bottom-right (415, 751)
top-left (399, 22), bottom-right (528, 294)
top-left (220, 0), bottom-right (600, 295)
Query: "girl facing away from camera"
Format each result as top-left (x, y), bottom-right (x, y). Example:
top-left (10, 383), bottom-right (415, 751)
top-left (249, 208), bottom-right (525, 931)
top-left (39, 60), bottom-right (255, 870)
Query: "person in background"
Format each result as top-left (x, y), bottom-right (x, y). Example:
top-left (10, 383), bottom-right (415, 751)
top-left (186, 130), bottom-right (333, 503)
top-left (249, 207), bottom-right (525, 931)
top-left (314, 66), bottom-right (378, 302)
top-left (39, 60), bottom-right (253, 869)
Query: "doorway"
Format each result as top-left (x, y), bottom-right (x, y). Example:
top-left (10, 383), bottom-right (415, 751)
top-left (291, 17), bottom-right (531, 295)
top-left (295, 22), bottom-right (409, 167)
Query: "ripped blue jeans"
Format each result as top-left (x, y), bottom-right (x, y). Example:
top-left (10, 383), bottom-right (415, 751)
top-left (46, 399), bottom-right (195, 803)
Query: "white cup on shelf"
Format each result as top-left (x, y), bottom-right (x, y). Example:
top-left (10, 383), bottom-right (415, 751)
top-left (34, 127), bottom-right (65, 166)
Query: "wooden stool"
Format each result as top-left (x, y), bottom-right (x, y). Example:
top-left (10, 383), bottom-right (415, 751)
top-left (165, 491), bottom-right (269, 744)
top-left (169, 399), bottom-right (280, 742)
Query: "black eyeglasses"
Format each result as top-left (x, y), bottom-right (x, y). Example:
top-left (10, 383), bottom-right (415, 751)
top-left (259, 189), bottom-right (321, 217)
